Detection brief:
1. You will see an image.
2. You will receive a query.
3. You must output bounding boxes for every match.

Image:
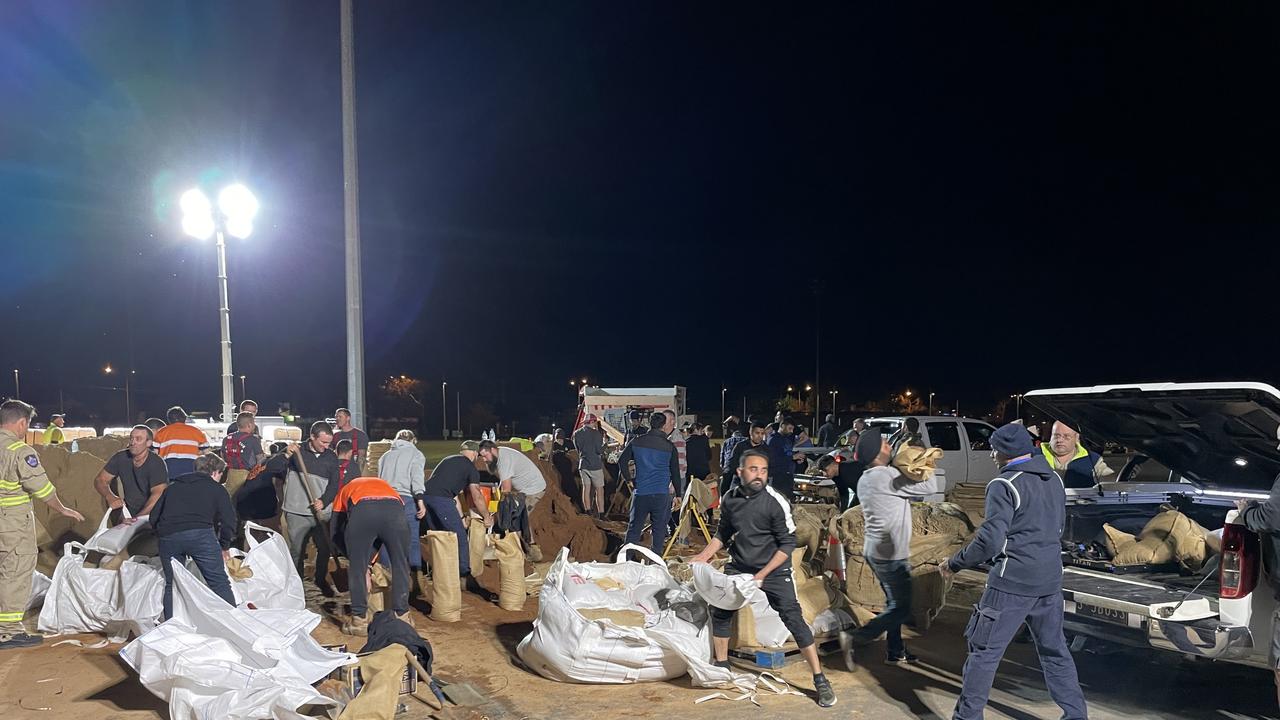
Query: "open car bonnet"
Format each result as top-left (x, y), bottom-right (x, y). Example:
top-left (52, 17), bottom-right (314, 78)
top-left (1024, 382), bottom-right (1280, 493)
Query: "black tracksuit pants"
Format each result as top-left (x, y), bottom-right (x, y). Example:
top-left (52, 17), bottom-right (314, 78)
top-left (710, 563), bottom-right (814, 648)
top-left (346, 498), bottom-right (410, 616)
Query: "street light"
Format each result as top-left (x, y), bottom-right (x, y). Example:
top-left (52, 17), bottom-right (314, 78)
top-left (720, 386), bottom-right (727, 429)
top-left (928, 392), bottom-right (936, 416)
top-left (104, 365), bottom-right (132, 423)
top-left (829, 389), bottom-right (839, 411)
top-left (11, 369), bottom-right (18, 400)
top-left (239, 375), bottom-right (247, 401)
top-left (441, 380), bottom-right (448, 438)
top-left (180, 182), bottom-right (259, 424)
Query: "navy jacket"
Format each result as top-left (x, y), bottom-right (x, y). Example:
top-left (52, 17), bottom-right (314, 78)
top-left (618, 431), bottom-right (680, 496)
top-left (948, 455), bottom-right (1066, 597)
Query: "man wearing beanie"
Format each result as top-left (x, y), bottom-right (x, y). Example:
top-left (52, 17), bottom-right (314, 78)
top-left (942, 423), bottom-right (1087, 720)
top-left (845, 428), bottom-right (941, 665)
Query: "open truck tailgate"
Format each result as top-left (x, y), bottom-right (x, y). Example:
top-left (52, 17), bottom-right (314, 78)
top-left (1062, 567), bottom-right (1215, 624)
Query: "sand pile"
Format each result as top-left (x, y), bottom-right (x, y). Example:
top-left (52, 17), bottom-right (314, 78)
top-left (34, 445), bottom-right (114, 573)
top-left (525, 450), bottom-right (608, 562)
top-left (364, 440), bottom-right (393, 476)
top-left (72, 436), bottom-right (127, 462)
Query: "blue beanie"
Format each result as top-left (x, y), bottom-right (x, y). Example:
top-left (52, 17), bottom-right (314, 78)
top-left (990, 423), bottom-right (1034, 457)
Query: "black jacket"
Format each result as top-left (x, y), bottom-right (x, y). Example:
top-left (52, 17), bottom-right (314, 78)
top-left (150, 471), bottom-right (237, 549)
top-left (716, 482), bottom-right (797, 572)
top-left (817, 422), bottom-right (839, 448)
top-left (1241, 472), bottom-right (1280, 599)
top-left (685, 434), bottom-right (711, 478)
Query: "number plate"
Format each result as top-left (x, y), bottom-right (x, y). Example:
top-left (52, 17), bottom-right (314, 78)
top-left (1073, 601), bottom-right (1134, 627)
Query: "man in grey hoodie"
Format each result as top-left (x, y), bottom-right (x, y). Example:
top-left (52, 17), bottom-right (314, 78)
top-left (942, 423), bottom-right (1087, 720)
top-left (377, 430), bottom-right (427, 577)
top-left (848, 427), bottom-right (941, 664)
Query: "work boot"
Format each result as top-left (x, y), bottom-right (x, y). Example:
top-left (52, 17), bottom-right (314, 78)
top-left (0, 633), bottom-right (42, 650)
top-left (814, 673), bottom-right (837, 708)
top-left (342, 610), bottom-right (372, 637)
top-left (466, 574), bottom-right (499, 603)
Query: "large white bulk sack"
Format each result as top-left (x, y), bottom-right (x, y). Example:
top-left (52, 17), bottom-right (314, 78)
top-left (226, 522), bottom-right (305, 610)
top-left (517, 544), bottom-right (710, 684)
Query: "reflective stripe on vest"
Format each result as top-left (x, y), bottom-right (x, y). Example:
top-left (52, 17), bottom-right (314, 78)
top-left (0, 495), bottom-right (31, 507)
top-left (5, 441), bottom-right (23, 451)
top-left (0, 611), bottom-right (24, 622)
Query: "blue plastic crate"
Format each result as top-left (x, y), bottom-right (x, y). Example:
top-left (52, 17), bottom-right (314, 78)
top-left (754, 650), bottom-right (787, 669)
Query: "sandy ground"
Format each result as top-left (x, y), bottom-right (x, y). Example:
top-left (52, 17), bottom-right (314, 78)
top-left (4, 566), bottom-right (1277, 720)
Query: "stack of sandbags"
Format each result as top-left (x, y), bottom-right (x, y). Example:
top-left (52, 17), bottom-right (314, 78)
top-left (945, 484), bottom-right (989, 526)
top-left (1103, 505), bottom-right (1212, 571)
top-left (791, 506), bottom-right (828, 562)
top-left (73, 436), bottom-right (127, 461)
top-left (34, 444), bottom-right (113, 573)
top-left (836, 502), bottom-right (974, 631)
top-left (363, 440), bottom-right (393, 477)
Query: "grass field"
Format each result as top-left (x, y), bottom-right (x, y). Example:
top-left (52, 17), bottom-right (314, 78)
top-left (415, 439), bottom-right (469, 469)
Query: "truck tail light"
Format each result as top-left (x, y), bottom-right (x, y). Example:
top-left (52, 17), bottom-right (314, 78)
top-left (1220, 521), bottom-right (1259, 599)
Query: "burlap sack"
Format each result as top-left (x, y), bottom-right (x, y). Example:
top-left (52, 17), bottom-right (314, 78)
top-left (892, 446), bottom-right (944, 483)
top-left (492, 531), bottom-right (526, 611)
top-left (224, 468), bottom-right (250, 502)
top-left (1101, 524), bottom-right (1136, 557)
top-left (368, 562), bottom-right (392, 613)
top-left (427, 531), bottom-right (461, 622)
top-left (338, 644), bottom-right (408, 720)
top-left (467, 517), bottom-right (488, 580)
top-left (791, 506), bottom-right (826, 562)
top-left (1112, 508), bottom-right (1209, 571)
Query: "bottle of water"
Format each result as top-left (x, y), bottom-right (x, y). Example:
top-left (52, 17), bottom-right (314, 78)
top-left (71, 439), bottom-right (79, 453)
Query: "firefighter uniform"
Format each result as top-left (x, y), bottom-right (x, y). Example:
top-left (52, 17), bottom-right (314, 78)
top-left (0, 429), bottom-right (55, 637)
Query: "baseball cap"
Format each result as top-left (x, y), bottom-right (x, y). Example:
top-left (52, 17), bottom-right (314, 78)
top-left (460, 440), bottom-right (480, 452)
top-left (584, 413), bottom-right (598, 424)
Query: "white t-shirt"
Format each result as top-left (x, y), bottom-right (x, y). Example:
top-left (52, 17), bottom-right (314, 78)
top-left (495, 446), bottom-right (547, 495)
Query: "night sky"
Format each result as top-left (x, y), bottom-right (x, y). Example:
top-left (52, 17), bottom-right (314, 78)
top-left (3, 2), bottom-right (1279, 429)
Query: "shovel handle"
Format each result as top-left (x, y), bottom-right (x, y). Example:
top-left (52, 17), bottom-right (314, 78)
top-left (404, 650), bottom-right (443, 710)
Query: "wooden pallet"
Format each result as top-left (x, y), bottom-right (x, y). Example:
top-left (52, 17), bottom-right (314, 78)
top-left (728, 636), bottom-right (851, 671)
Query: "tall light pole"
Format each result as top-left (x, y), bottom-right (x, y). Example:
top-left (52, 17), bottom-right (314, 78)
top-left (829, 389), bottom-right (839, 413)
top-left (180, 184), bottom-right (258, 424)
top-left (239, 375), bottom-right (247, 402)
top-left (455, 391), bottom-right (461, 434)
top-left (11, 369), bottom-right (18, 400)
top-left (341, 0), bottom-right (367, 431)
top-left (104, 365), bottom-right (132, 424)
top-left (720, 386), bottom-right (727, 428)
top-left (441, 380), bottom-right (448, 438)
top-left (928, 391), bottom-right (935, 416)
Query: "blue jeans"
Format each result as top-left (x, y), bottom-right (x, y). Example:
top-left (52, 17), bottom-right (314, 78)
top-left (422, 495), bottom-right (470, 576)
top-left (853, 557), bottom-right (912, 657)
top-left (626, 493), bottom-right (671, 555)
top-left (953, 587), bottom-right (1087, 720)
top-left (158, 528), bottom-right (235, 620)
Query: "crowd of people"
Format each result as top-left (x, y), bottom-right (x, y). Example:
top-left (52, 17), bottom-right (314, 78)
top-left (0, 394), bottom-right (1110, 718)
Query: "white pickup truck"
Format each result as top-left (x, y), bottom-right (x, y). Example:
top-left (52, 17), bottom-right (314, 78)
top-left (1025, 382), bottom-right (1276, 669)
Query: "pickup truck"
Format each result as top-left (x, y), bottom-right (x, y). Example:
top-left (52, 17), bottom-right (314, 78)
top-left (1025, 382), bottom-right (1276, 669)
top-left (835, 415), bottom-right (1000, 492)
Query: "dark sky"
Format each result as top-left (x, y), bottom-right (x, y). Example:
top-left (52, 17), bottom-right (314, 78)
top-left (3, 2), bottom-right (1279, 428)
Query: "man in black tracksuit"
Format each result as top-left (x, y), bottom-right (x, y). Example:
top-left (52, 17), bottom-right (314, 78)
top-left (942, 423), bottom-right (1087, 720)
top-left (692, 448), bottom-right (836, 708)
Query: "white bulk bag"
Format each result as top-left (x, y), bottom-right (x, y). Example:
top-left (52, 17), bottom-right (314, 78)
top-left (38, 542), bottom-right (123, 636)
top-left (690, 562), bottom-right (790, 648)
top-left (227, 522), bottom-right (305, 610)
top-left (118, 557), bottom-right (166, 638)
top-left (82, 506), bottom-right (149, 556)
top-left (26, 570), bottom-right (51, 611)
top-left (516, 544), bottom-right (710, 684)
top-left (120, 561), bottom-right (351, 720)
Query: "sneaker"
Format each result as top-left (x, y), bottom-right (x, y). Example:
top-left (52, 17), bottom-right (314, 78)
top-left (885, 652), bottom-right (919, 665)
top-left (0, 633), bottom-right (42, 650)
top-left (814, 674), bottom-right (837, 708)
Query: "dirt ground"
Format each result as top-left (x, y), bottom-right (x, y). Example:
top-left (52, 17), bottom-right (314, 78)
top-left (5, 565), bottom-right (1277, 720)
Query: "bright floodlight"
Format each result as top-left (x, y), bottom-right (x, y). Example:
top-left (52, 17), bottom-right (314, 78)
top-left (219, 184), bottom-right (258, 220)
top-left (180, 188), bottom-right (215, 240)
top-left (225, 216), bottom-right (253, 240)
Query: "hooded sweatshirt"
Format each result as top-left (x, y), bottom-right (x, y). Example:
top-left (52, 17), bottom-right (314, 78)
top-left (149, 471), bottom-right (237, 549)
top-left (377, 438), bottom-right (426, 499)
top-left (857, 464), bottom-right (941, 561)
top-left (948, 454), bottom-right (1066, 597)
